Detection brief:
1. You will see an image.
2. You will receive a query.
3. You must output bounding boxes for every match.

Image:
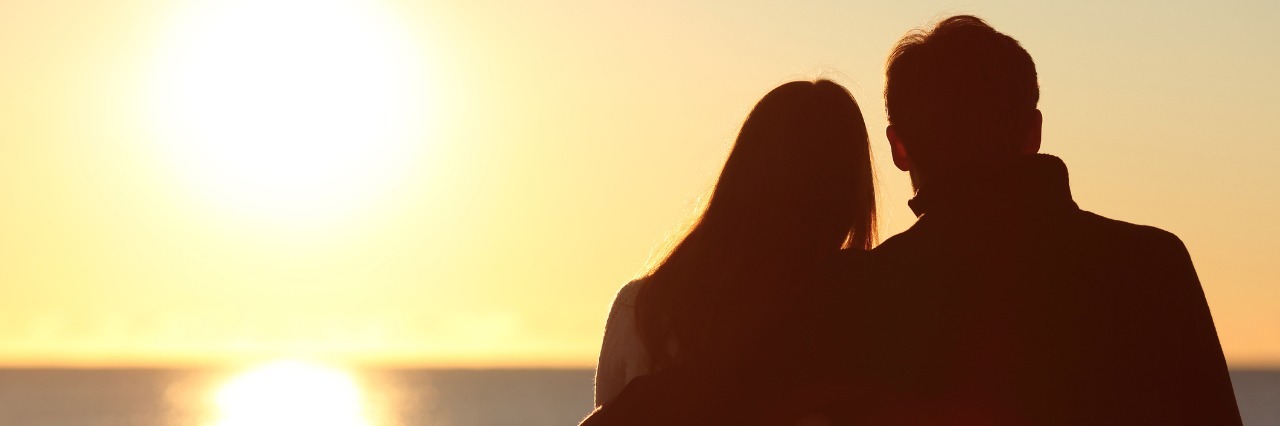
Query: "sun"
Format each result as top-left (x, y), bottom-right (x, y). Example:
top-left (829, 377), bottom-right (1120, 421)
top-left (148, 0), bottom-right (434, 228)
top-left (211, 360), bottom-right (372, 426)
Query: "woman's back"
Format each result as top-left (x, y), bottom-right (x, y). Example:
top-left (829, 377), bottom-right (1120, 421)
top-left (588, 256), bottom-right (867, 424)
top-left (589, 79), bottom-right (877, 422)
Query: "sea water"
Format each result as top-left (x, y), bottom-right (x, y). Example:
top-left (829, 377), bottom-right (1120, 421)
top-left (0, 369), bottom-right (1275, 425)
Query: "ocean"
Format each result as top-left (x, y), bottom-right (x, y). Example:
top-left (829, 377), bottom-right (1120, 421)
top-left (0, 368), bottom-right (1275, 425)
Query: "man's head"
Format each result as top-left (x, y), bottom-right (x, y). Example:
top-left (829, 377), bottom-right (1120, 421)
top-left (884, 15), bottom-right (1041, 187)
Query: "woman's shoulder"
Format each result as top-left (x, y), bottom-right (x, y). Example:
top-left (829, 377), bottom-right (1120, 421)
top-left (597, 278), bottom-right (652, 406)
top-left (600, 278), bottom-right (656, 390)
top-left (614, 277), bottom-right (646, 306)
top-left (603, 279), bottom-right (647, 332)
top-left (604, 278), bottom-right (648, 333)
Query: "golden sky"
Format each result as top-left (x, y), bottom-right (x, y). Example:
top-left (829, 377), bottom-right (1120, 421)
top-left (1, 0), bottom-right (1277, 368)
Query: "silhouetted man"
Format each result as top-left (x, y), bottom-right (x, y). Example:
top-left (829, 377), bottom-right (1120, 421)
top-left (830, 15), bottom-right (1241, 424)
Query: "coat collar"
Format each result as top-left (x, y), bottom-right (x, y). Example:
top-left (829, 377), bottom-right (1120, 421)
top-left (907, 154), bottom-right (1078, 218)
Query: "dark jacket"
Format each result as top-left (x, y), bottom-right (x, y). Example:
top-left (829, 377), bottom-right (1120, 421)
top-left (829, 154), bottom-right (1241, 425)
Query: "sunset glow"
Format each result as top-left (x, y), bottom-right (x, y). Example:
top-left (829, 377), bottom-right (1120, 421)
top-left (0, 0), bottom-right (1276, 369)
top-left (211, 360), bottom-right (371, 426)
top-left (147, 0), bottom-right (433, 227)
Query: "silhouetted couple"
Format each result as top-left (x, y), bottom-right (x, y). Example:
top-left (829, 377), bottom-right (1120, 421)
top-left (585, 16), bottom-right (1241, 425)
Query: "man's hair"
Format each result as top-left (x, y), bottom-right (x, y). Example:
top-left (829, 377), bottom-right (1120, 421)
top-left (885, 15), bottom-right (1039, 170)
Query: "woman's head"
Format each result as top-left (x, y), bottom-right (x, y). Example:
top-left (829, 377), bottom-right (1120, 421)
top-left (703, 79), bottom-right (876, 252)
top-left (637, 79), bottom-right (876, 368)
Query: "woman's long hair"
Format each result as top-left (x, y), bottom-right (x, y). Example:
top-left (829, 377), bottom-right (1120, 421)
top-left (635, 80), bottom-right (877, 370)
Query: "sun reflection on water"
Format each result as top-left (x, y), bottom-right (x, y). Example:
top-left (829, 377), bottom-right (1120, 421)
top-left (209, 360), bottom-right (375, 426)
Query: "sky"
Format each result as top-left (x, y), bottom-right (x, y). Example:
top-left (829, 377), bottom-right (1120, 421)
top-left (1, 0), bottom-right (1277, 368)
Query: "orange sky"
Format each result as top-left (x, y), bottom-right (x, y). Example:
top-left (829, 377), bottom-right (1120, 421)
top-left (1, 0), bottom-right (1277, 368)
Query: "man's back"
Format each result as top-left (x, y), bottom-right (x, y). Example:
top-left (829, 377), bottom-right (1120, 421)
top-left (830, 155), bottom-right (1240, 424)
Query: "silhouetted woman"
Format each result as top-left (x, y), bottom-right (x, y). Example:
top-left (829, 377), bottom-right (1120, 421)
top-left (592, 80), bottom-right (877, 423)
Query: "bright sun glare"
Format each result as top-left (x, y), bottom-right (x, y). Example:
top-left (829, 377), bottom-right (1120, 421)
top-left (149, 0), bottom-right (433, 227)
top-left (212, 360), bottom-right (371, 426)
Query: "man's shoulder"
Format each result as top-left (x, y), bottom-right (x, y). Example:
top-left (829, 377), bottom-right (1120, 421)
top-left (859, 209), bottom-right (1194, 287)
top-left (875, 209), bottom-right (1187, 252)
top-left (1074, 210), bottom-right (1189, 253)
top-left (872, 223), bottom-right (927, 252)
top-left (861, 219), bottom-right (944, 265)
top-left (826, 248), bottom-right (871, 282)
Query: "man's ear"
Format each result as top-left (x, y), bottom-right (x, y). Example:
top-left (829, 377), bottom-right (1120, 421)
top-left (1021, 109), bottom-right (1043, 154)
top-left (887, 126), bottom-right (911, 171)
